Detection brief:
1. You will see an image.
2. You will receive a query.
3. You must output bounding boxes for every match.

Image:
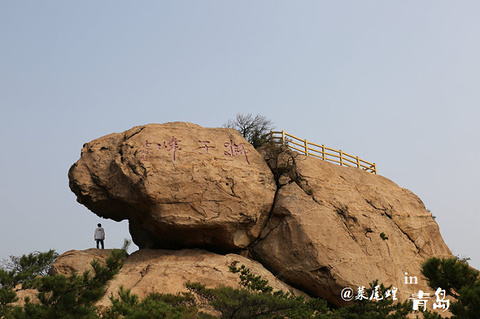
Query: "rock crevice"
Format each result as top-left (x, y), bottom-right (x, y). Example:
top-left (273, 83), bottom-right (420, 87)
top-left (250, 147), bottom-right (452, 304)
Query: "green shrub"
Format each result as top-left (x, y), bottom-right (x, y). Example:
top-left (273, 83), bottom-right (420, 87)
top-left (422, 257), bottom-right (480, 318)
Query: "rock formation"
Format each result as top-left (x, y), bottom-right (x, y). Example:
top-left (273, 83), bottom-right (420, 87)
top-left (67, 122), bottom-right (454, 306)
top-left (252, 147), bottom-right (452, 304)
top-left (93, 248), bottom-right (306, 307)
top-left (50, 248), bottom-right (112, 276)
top-left (68, 122), bottom-right (276, 252)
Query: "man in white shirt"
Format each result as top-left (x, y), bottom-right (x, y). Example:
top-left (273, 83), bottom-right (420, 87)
top-left (94, 223), bottom-right (105, 249)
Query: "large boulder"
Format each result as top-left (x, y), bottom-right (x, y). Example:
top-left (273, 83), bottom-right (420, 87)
top-left (68, 123), bottom-right (276, 251)
top-left (95, 248), bottom-right (306, 307)
top-left (68, 123), bottom-right (455, 307)
top-left (49, 249), bottom-right (306, 308)
top-left (251, 148), bottom-right (453, 305)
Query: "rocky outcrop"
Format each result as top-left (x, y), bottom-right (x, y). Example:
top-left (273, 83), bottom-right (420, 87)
top-left (68, 122), bottom-right (276, 252)
top-left (49, 249), bottom-right (305, 307)
top-left (95, 248), bottom-right (306, 307)
top-left (50, 248), bottom-right (113, 276)
top-left (11, 288), bottom-right (39, 307)
top-left (252, 147), bottom-right (453, 304)
top-left (67, 123), bottom-right (454, 306)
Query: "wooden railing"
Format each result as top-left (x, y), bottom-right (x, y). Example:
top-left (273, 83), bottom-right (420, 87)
top-left (269, 131), bottom-right (377, 174)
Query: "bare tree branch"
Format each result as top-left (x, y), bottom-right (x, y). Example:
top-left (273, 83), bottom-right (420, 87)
top-left (224, 113), bottom-right (274, 148)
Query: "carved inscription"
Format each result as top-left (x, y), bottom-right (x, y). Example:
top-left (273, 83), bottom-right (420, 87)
top-left (140, 138), bottom-right (250, 164)
top-left (197, 140), bottom-right (215, 153)
top-left (224, 140), bottom-right (250, 165)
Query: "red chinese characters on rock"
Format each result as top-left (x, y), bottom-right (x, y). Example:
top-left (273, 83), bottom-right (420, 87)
top-left (141, 137), bottom-right (181, 161)
top-left (157, 136), bottom-right (181, 161)
top-left (141, 140), bottom-right (151, 161)
top-left (197, 140), bottom-right (215, 153)
top-left (139, 138), bottom-right (250, 164)
top-left (224, 140), bottom-right (250, 165)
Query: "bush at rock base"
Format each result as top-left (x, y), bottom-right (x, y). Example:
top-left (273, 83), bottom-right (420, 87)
top-left (2, 249), bottom-right (450, 318)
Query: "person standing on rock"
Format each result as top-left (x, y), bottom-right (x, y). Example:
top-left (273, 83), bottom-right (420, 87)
top-left (94, 223), bottom-right (105, 249)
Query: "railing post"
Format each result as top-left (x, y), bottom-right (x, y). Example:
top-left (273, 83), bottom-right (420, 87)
top-left (356, 156), bottom-right (360, 168)
top-left (282, 130), bottom-right (285, 145)
top-left (322, 145), bottom-right (325, 160)
top-left (373, 163), bottom-right (377, 174)
top-left (339, 150), bottom-right (343, 166)
top-left (304, 139), bottom-right (308, 156)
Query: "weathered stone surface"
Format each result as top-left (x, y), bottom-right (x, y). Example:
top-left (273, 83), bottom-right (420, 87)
top-left (11, 249), bottom-right (112, 308)
top-left (48, 248), bottom-right (305, 308)
top-left (12, 287), bottom-right (39, 307)
top-left (49, 248), bottom-right (113, 276)
top-left (68, 122), bottom-right (276, 251)
top-left (251, 148), bottom-right (453, 305)
top-left (67, 123), bottom-right (456, 307)
top-left (96, 248), bottom-right (305, 307)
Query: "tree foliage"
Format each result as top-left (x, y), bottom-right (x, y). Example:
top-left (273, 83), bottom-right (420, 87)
top-left (224, 113), bottom-right (274, 148)
top-left (23, 248), bottom-right (127, 318)
top-left (0, 248), bottom-right (127, 318)
top-left (104, 286), bottom-right (208, 319)
top-left (421, 257), bottom-right (479, 298)
top-left (0, 250), bottom-right (58, 317)
top-left (187, 264), bottom-right (415, 319)
top-left (186, 281), bottom-right (327, 318)
top-left (7, 249), bottom-right (480, 318)
top-left (422, 257), bottom-right (480, 318)
top-left (0, 250), bottom-right (58, 287)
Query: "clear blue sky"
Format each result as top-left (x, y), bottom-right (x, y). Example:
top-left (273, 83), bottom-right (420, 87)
top-left (1, 1), bottom-right (479, 270)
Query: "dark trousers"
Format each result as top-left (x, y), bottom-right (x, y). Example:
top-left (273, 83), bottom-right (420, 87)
top-left (96, 239), bottom-right (104, 249)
